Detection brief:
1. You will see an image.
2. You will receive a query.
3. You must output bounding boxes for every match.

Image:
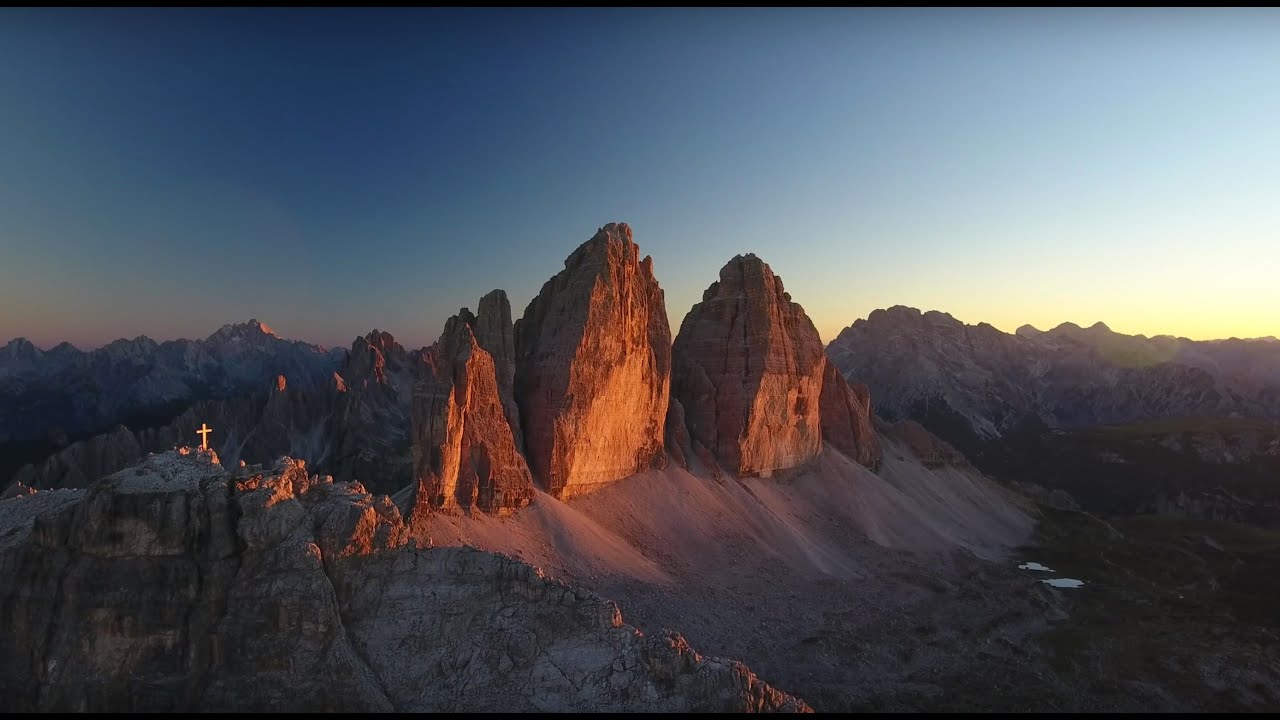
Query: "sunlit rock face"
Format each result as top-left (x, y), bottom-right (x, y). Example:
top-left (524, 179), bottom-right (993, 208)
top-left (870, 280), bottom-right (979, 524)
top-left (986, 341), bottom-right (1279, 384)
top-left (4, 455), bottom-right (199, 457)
top-left (671, 254), bottom-right (826, 478)
top-left (0, 451), bottom-right (810, 713)
top-left (412, 296), bottom-right (534, 515)
top-left (514, 223), bottom-right (672, 499)
top-left (473, 289), bottom-right (523, 453)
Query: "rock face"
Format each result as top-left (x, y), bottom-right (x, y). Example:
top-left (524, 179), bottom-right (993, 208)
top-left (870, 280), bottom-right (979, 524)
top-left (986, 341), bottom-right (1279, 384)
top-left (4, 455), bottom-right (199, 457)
top-left (473, 289), bottom-right (523, 452)
top-left (0, 451), bottom-right (809, 713)
top-left (514, 223), bottom-right (672, 499)
top-left (818, 361), bottom-right (883, 471)
top-left (671, 254), bottom-right (826, 477)
top-left (411, 299), bottom-right (534, 515)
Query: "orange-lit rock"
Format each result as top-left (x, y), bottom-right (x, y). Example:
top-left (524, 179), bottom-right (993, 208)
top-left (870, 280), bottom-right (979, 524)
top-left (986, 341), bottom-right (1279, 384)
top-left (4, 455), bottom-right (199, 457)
top-left (473, 289), bottom-right (522, 451)
top-left (412, 300), bottom-right (534, 514)
top-left (514, 223), bottom-right (672, 499)
top-left (818, 359), bottom-right (883, 470)
top-left (671, 254), bottom-right (825, 477)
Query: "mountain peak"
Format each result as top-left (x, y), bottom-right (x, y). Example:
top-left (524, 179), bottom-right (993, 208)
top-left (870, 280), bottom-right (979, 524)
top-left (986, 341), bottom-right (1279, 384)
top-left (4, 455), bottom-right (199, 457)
top-left (514, 222), bottom-right (670, 498)
top-left (3, 337), bottom-right (39, 354)
top-left (360, 329), bottom-right (401, 354)
top-left (1015, 324), bottom-right (1043, 337)
top-left (1088, 321), bottom-right (1112, 333)
top-left (209, 319), bottom-right (279, 343)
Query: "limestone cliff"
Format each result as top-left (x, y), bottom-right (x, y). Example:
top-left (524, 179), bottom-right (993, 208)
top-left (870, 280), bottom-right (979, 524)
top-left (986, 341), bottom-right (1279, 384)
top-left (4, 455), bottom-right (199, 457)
top-left (514, 223), bottom-right (672, 498)
top-left (412, 300), bottom-right (534, 515)
top-left (819, 360), bottom-right (883, 471)
top-left (671, 254), bottom-right (825, 477)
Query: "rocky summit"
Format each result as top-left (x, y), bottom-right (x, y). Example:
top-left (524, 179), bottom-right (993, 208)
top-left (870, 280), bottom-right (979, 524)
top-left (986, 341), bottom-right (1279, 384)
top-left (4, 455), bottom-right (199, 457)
top-left (0, 449), bottom-right (809, 713)
top-left (411, 294), bottom-right (535, 515)
top-left (671, 254), bottom-right (879, 477)
top-left (513, 223), bottom-right (672, 499)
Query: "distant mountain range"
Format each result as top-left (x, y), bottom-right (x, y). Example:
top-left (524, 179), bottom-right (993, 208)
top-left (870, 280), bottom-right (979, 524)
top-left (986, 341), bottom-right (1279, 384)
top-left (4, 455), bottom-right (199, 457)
top-left (0, 320), bottom-right (345, 482)
top-left (828, 306), bottom-right (1280, 445)
top-left (827, 306), bottom-right (1280, 522)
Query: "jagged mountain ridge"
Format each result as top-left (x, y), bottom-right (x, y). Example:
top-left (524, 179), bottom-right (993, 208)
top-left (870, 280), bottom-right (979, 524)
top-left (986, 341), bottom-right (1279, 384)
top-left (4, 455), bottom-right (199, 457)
top-left (6, 328), bottom-right (425, 497)
top-left (0, 320), bottom-right (345, 481)
top-left (827, 306), bottom-right (1280, 445)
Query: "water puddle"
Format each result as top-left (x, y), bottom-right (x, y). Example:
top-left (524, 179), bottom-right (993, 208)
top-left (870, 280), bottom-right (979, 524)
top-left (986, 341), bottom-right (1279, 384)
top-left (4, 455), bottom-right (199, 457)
top-left (1041, 578), bottom-right (1085, 589)
top-left (1019, 561), bottom-right (1084, 588)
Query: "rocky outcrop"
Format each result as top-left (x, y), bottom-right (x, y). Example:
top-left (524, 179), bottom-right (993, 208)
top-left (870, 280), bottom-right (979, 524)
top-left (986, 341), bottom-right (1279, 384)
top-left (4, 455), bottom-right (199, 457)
top-left (411, 301), bottom-right (534, 515)
top-left (514, 223), bottom-right (672, 499)
top-left (8, 425), bottom-right (143, 491)
top-left (818, 361), bottom-right (883, 471)
top-left (0, 451), bottom-right (809, 712)
top-left (326, 331), bottom-right (422, 494)
top-left (664, 397), bottom-right (693, 470)
top-left (671, 254), bottom-right (825, 478)
top-left (473, 289), bottom-right (523, 452)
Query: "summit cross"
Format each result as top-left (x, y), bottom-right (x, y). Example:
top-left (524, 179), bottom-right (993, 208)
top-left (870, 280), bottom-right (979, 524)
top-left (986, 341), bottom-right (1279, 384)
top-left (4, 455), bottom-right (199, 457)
top-left (197, 423), bottom-right (213, 451)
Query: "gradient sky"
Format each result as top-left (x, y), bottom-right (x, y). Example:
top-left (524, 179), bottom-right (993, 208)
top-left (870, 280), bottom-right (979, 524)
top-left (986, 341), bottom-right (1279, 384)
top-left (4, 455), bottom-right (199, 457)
top-left (1, 8), bottom-right (1277, 350)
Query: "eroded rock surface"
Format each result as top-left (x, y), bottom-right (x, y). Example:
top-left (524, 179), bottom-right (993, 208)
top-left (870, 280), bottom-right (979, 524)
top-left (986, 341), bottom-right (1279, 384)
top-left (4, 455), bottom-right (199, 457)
top-left (671, 255), bottom-right (825, 477)
top-left (819, 360), bottom-right (883, 471)
top-left (0, 451), bottom-right (809, 712)
top-left (514, 223), bottom-right (672, 498)
top-left (412, 299), bottom-right (535, 515)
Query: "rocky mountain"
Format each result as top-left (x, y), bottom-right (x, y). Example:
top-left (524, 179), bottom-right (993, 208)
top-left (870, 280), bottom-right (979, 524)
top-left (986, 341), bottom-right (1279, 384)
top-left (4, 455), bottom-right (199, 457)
top-left (514, 223), bottom-right (672, 499)
top-left (670, 254), bottom-right (880, 477)
top-left (0, 321), bottom-right (343, 481)
top-left (410, 294), bottom-right (535, 515)
top-left (827, 306), bottom-right (1280, 453)
top-left (8, 222), bottom-right (1280, 712)
top-left (7, 329), bottom-right (423, 497)
top-left (0, 450), bottom-right (808, 712)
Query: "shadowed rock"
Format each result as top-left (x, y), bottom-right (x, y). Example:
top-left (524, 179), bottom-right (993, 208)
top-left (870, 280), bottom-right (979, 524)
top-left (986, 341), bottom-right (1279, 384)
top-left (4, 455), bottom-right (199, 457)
top-left (819, 360), bottom-right (883, 471)
top-left (0, 450), bottom-right (810, 713)
top-left (671, 254), bottom-right (825, 477)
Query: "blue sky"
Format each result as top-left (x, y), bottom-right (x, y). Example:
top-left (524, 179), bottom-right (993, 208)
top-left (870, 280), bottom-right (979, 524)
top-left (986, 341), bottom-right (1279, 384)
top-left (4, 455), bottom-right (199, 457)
top-left (1, 8), bottom-right (1277, 349)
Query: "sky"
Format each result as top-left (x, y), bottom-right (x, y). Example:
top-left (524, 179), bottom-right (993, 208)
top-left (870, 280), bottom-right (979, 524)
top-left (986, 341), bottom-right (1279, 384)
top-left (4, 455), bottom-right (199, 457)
top-left (1, 8), bottom-right (1277, 350)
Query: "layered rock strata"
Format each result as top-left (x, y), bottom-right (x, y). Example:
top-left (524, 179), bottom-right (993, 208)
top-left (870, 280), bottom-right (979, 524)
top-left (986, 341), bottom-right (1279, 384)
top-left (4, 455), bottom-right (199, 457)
top-left (514, 223), bottom-right (672, 499)
top-left (412, 298), bottom-right (534, 515)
